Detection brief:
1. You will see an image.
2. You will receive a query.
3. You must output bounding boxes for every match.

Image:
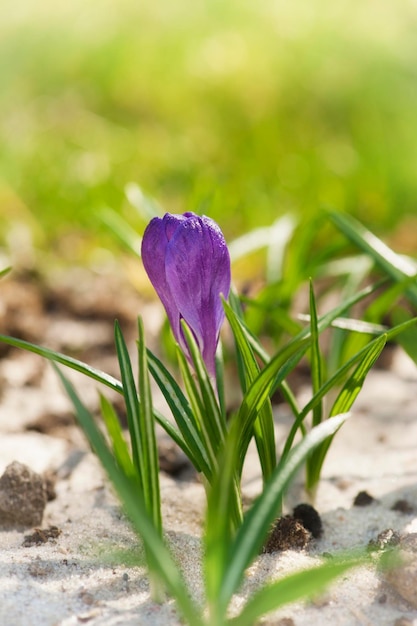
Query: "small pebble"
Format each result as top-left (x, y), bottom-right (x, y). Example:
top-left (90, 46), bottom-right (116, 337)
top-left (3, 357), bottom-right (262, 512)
top-left (368, 528), bottom-right (401, 552)
top-left (391, 499), bottom-right (414, 514)
top-left (0, 461), bottom-right (47, 527)
top-left (394, 618), bottom-right (413, 626)
top-left (293, 503), bottom-right (323, 538)
top-left (353, 490), bottom-right (375, 506)
top-left (79, 591), bottom-right (95, 606)
top-left (385, 533), bottom-right (417, 609)
top-left (263, 516), bottom-right (311, 553)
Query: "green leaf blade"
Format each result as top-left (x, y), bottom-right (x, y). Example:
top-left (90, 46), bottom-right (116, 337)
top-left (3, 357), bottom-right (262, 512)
top-left (181, 320), bottom-right (226, 446)
top-left (114, 321), bottom-right (143, 480)
top-left (329, 211), bottom-right (417, 306)
top-left (230, 553), bottom-right (365, 626)
top-left (309, 280), bottom-right (324, 427)
top-left (99, 394), bottom-right (135, 479)
top-left (218, 413), bottom-right (350, 613)
top-left (224, 299), bottom-right (276, 482)
top-left (146, 347), bottom-right (212, 478)
top-left (235, 280), bottom-right (384, 471)
top-left (53, 364), bottom-right (204, 626)
top-left (0, 334), bottom-right (123, 393)
top-left (137, 318), bottom-right (162, 535)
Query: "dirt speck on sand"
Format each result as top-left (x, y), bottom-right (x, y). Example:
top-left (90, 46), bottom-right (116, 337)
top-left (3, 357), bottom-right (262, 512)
top-left (263, 515), bottom-right (312, 553)
top-left (353, 490), bottom-right (375, 506)
top-left (22, 525), bottom-right (62, 547)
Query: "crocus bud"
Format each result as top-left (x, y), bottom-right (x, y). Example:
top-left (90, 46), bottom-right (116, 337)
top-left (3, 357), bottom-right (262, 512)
top-left (141, 212), bottom-right (231, 377)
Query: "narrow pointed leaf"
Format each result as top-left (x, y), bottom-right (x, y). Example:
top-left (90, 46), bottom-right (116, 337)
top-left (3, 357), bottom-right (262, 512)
top-left (391, 307), bottom-right (417, 365)
top-left (329, 211), bottom-right (417, 306)
top-left (230, 553), bottom-right (365, 626)
top-left (309, 280), bottom-right (323, 428)
top-left (305, 281), bottom-right (325, 494)
top-left (100, 206), bottom-right (142, 256)
top-left (0, 266), bottom-right (12, 279)
top-left (181, 320), bottom-right (227, 443)
top-left (114, 321), bottom-right (143, 480)
top-left (228, 291), bottom-right (301, 419)
top-left (217, 414), bottom-right (350, 613)
top-left (306, 334), bottom-right (387, 494)
top-left (330, 334), bottom-right (387, 417)
top-left (215, 343), bottom-right (227, 419)
top-left (282, 316), bottom-right (417, 459)
top-left (146, 348), bottom-right (211, 477)
top-left (234, 279), bottom-right (387, 469)
top-left (0, 334), bottom-right (188, 454)
top-left (0, 334), bottom-right (123, 391)
top-left (223, 299), bottom-right (276, 482)
top-left (204, 422), bottom-right (242, 620)
top-left (53, 365), bottom-right (205, 626)
top-left (137, 318), bottom-right (162, 534)
top-left (99, 394), bottom-right (135, 478)
top-left (176, 346), bottom-right (218, 472)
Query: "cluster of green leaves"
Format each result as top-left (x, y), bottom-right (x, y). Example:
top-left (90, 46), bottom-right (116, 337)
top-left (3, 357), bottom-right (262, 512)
top-left (0, 310), bottom-right (360, 626)
top-left (229, 211), bottom-right (417, 499)
top-left (1, 213), bottom-right (416, 624)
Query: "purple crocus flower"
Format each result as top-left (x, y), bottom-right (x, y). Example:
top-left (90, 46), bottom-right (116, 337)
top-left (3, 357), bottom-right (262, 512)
top-left (141, 212), bottom-right (231, 378)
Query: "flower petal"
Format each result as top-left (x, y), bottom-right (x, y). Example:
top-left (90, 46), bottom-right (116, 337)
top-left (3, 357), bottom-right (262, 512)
top-left (165, 214), bottom-right (231, 376)
top-left (141, 214), bottom-right (186, 340)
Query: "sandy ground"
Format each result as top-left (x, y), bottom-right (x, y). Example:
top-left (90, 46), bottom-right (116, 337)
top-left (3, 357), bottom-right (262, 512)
top-left (0, 278), bottom-right (417, 625)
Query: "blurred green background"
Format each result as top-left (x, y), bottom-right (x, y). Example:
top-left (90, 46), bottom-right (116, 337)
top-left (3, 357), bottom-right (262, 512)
top-left (1, 0), bottom-right (417, 272)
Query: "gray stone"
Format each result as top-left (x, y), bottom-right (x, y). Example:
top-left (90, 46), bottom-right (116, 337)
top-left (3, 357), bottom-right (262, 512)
top-left (0, 461), bottom-right (47, 527)
top-left (385, 533), bottom-right (417, 609)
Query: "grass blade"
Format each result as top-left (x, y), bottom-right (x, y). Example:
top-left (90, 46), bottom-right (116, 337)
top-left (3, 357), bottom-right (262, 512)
top-left (235, 279), bottom-right (387, 469)
top-left (216, 414), bottom-right (350, 614)
top-left (308, 280), bottom-right (324, 428)
top-left (204, 422), bottom-right (241, 623)
top-left (53, 364), bottom-right (205, 626)
top-left (181, 321), bottom-right (227, 443)
top-left (305, 281), bottom-right (324, 495)
top-left (0, 333), bottom-right (196, 461)
top-left (176, 346), bottom-right (219, 473)
top-left (114, 321), bottom-right (143, 479)
top-left (146, 348), bottom-right (212, 477)
top-left (228, 290), bottom-right (301, 419)
top-left (329, 211), bottom-right (417, 306)
top-left (179, 322), bottom-right (244, 532)
top-left (137, 318), bottom-right (162, 534)
top-left (307, 334), bottom-right (387, 494)
top-left (215, 342), bottom-right (227, 419)
top-left (391, 307), bottom-right (417, 364)
top-left (99, 393), bottom-right (135, 479)
top-left (100, 206), bottom-right (142, 256)
top-left (0, 266), bottom-right (12, 279)
top-left (114, 319), bottom-right (161, 535)
top-left (282, 316), bottom-right (417, 459)
top-left (230, 553), bottom-right (365, 626)
top-left (330, 335), bottom-right (387, 417)
top-left (224, 299), bottom-right (276, 482)
top-left (0, 333), bottom-right (123, 391)
top-left (239, 280), bottom-right (401, 466)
